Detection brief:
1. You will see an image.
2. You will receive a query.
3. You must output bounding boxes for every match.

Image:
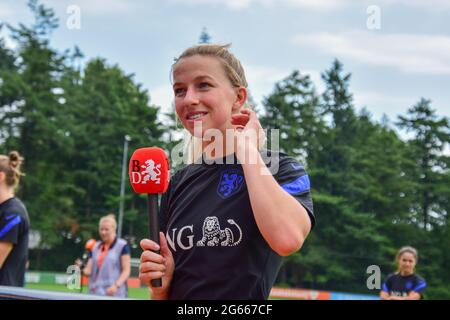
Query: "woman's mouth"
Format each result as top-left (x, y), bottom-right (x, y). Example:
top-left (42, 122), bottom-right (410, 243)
top-left (186, 111), bottom-right (208, 121)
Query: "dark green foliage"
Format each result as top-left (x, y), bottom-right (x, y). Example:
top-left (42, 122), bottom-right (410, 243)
top-left (262, 61), bottom-right (449, 298)
top-left (0, 1), bottom-right (164, 266)
top-left (1, 0), bottom-right (448, 298)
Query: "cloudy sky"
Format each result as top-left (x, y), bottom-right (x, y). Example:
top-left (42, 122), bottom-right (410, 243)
top-left (1, 0), bottom-right (449, 125)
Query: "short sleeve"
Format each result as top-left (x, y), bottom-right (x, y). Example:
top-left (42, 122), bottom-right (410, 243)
top-left (413, 277), bottom-right (427, 293)
top-left (121, 243), bottom-right (131, 256)
top-left (381, 274), bottom-right (392, 293)
top-left (0, 211), bottom-right (22, 244)
top-left (273, 155), bottom-right (315, 229)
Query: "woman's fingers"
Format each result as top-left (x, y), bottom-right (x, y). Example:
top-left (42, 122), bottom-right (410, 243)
top-left (140, 238), bottom-right (160, 251)
top-left (231, 114), bottom-right (250, 126)
top-left (140, 261), bottom-right (166, 273)
top-left (139, 248), bottom-right (167, 286)
top-left (140, 249), bottom-right (165, 264)
top-left (139, 234), bottom-right (173, 291)
top-left (159, 232), bottom-right (173, 259)
top-left (232, 109), bottom-right (261, 128)
top-left (139, 271), bottom-right (165, 285)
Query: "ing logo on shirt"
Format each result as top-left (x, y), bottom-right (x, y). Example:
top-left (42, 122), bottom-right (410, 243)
top-left (166, 216), bottom-right (243, 252)
top-left (197, 216), bottom-right (242, 247)
top-left (217, 169), bottom-right (244, 199)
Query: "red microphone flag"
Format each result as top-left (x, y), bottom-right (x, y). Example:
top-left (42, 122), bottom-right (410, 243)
top-left (128, 147), bottom-right (169, 288)
top-left (129, 147), bottom-right (170, 194)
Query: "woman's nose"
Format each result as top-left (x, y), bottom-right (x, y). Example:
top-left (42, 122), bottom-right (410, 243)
top-left (183, 87), bottom-right (200, 106)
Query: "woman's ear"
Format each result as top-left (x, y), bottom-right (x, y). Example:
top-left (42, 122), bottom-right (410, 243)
top-left (0, 172), bottom-right (6, 185)
top-left (232, 87), bottom-right (248, 112)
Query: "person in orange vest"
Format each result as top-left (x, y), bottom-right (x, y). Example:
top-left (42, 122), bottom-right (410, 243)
top-left (80, 214), bottom-right (131, 297)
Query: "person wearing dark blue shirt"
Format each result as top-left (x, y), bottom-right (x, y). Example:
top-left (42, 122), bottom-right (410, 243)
top-left (138, 44), bottom-right (315, 300)
top-left (380, 246), bottom-right (426, 300)
top-left (0, 151), bottom-right (29, 287)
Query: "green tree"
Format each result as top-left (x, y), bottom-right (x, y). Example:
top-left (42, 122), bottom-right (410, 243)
top-left (2, 0), bottom-right (76, 248)
top-left (1, 1), bottom-right (166, 269)
top-left (397, 98), bottom-right (450, 228)
top-left (63, 57), bottom-right (164, 250)
top-left (260, 70), bottom-right (324, 164)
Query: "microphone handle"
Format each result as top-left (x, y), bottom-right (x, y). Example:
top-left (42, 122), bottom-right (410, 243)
top-left (148, 193), bottom-right (162, 287)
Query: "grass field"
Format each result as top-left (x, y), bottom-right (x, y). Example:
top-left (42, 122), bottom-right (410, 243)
top-left (25, 283), bottom-right (151, 299)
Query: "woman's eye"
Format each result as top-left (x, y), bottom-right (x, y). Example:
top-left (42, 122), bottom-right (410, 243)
top-left (199, 82), bottom-right (211, 89)
top-left (174, 88), bottom-right (185, 96)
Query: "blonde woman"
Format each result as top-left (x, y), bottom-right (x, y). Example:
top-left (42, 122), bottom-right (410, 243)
top-left (139, 44), bottom-right (315, 300)
top-left (81, 214), bottom-right (131, 297)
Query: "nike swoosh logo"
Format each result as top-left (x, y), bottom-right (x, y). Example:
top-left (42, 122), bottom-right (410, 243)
top-left (291, 163), bottom-right (303, 170)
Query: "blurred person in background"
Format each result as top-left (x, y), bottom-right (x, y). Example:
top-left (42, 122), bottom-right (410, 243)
top-left (0, 151), bottom-right (29, 287)
top-left (380, 246), bottom-right (427, 300)
top-left (79, 214), bottom-right (131, 297)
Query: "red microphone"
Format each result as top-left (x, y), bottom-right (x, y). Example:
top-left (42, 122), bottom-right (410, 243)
top-left (129, 147), bottom-right (170, 287)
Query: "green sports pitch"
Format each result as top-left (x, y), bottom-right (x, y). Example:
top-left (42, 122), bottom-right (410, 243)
top-left (25, 283), bottom-right (151, 299)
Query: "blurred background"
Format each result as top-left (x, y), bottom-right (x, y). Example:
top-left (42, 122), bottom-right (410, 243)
top-left (0, 0), bottom-right (449, 299)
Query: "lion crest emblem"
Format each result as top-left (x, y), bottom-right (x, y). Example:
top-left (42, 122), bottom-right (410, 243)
top-left (217, 169), bottom-right (244, 199)
top-left (141, 159), bottom-right (161, 184)
top-left (196, 216), bottom-right (242, 247)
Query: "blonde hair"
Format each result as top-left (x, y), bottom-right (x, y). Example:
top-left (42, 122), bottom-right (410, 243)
top-left (99, 214), bottom-right (117, 231)
top-left (172, 43), bottom-right (248, 89)
top-left (171, 44), bottom-right (252, 164)
top-left (0, 151), bottom-right (25, 190)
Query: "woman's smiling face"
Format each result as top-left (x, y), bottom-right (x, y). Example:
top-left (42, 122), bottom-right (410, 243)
top-left (398, 252), bottom-right (416, 276)
top-left (172, 55), bottom-right (240, 137)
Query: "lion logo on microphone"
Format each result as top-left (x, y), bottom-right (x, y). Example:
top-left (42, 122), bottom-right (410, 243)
top-left (141, 159), bottom-right (161, 184)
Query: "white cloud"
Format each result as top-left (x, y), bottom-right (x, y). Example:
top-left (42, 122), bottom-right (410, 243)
top-left (275, 0), bottom-right (350, 11)
top-left (379, 0), bottom-right (450, 10)
top-left (150, 85), bottom-right (175, 123)
top-left (231, 65), bottom-right (324, 108)
top-left (353, 91), bottom-right (415, 116)
top-left (0, 2), bottom-right (14, 19)
top-left (75, 0), bottom-right (135, 14)
top-left (167, 0), bottom-right (349, 11)
top-left (292, 31), bottom-right (450, 75)
top-left (167, 0), bottom-right (252, 11)
top-left (245, 65), bottom-right (291, 106)
top-left (42, 0), bottom-right (135, 16)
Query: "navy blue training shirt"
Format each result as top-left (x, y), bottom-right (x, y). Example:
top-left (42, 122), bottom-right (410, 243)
top-left (382, 273), bottom-right (427, 298)
top-left (160, 150), bottom-right (315, 300)
top-left (0, 197), bottom-right (30, 287)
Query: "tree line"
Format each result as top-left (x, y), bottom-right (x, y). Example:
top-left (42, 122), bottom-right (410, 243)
top-left (1, 1), bottom-right (449, 298)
